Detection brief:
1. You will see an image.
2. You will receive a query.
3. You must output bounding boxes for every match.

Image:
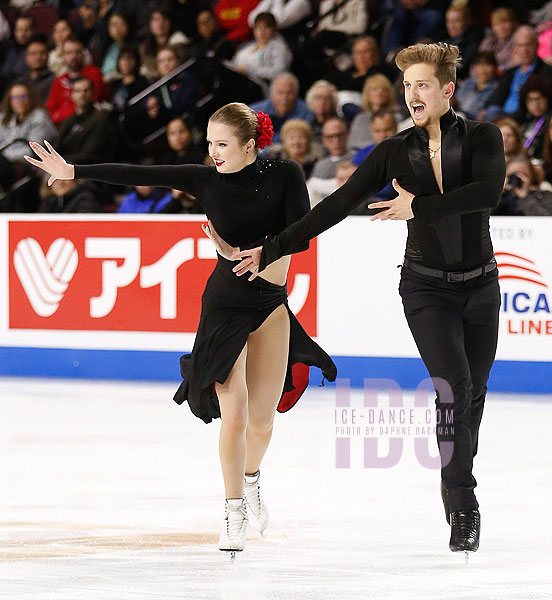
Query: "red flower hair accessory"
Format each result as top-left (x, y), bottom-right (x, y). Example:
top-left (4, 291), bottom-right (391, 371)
top-left (256, 111), bottom-right (274, 149)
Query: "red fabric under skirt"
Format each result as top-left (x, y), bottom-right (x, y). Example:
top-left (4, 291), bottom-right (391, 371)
top-left (173, 257), bottom-right (337, 424)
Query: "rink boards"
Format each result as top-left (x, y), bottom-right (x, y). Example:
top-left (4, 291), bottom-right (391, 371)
top-left (0, 214), bottom-right (551, 393)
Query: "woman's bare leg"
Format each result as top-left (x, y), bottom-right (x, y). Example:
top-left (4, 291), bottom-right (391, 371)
top-left (245, 304), bottom-right (290, 474)
top-left (216, 344), bottom-right (249, 499)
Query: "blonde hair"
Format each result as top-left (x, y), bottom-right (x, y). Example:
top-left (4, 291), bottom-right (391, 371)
top-left (281, 119), bottom-right (313, 144)
top-left (209, 102), bottom-right (259, 147)
top-left (395, 42), bottom-right (462, 86)
top-left (360, 73), bottom-right (396, 113)
top-left (446, 1), bottom-right (470, 19)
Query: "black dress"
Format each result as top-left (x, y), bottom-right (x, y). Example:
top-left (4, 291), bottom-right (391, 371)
top-left (75, 158), bottom-right (337, 423)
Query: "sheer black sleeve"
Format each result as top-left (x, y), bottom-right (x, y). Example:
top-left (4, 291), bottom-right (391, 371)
top-left (411, 122), bottom-right (506, 224)
top-left (259, 141), bottom-right (390, 270)
top-left (74, 163), bottom-right (211, 202)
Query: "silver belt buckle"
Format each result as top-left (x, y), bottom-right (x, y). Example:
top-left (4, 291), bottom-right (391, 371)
top-left (447, 271), bottom-right (464, 282)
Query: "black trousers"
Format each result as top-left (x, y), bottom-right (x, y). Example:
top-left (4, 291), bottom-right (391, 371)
top-left (399, 266), bottom-right (501, 511)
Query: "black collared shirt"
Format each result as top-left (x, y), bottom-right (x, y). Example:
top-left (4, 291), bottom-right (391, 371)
top-left (260, 109), bottom-right (506, 271)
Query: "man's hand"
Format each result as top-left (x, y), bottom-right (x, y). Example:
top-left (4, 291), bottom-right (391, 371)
top-left (230, 247), bottom-right (263, 281)
top-left (201, 220), bottom-right (239, 260)
top-left (368, 178), bottom-right (415, 221)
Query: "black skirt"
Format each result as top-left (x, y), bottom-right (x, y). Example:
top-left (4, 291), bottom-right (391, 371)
top-left (173, 257), bottom-right (337, 423)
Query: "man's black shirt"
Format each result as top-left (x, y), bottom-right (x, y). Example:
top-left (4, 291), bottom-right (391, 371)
top-left (260, 109), bottom-right (506, 271)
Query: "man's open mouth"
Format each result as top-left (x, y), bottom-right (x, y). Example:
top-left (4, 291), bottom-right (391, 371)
top-left (411, 103), bottom-right (425, 117)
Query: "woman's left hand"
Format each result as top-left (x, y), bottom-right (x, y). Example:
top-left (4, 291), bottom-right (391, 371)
top-left (202, 220), bottom-right (239, 260)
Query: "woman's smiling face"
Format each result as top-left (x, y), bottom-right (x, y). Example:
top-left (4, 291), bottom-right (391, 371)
top-left (207, 120), bottom-right (254, 173)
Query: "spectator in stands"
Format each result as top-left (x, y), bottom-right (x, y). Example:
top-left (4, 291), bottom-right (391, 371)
top-left (101, 14), bottom-right (131, 81)
top-left (159, 189), bottom-right (203, 214)
top-left (139, 8), bottom-right (189, 80)
top-left (71, 0), bottom-right (110, 65)
top-left (335, 160), bottom-right (357, 187)
top-left (191, 9), bottom-right (235, 61)
top-left (494, 155), bottom-right (552, 216)
top-left (384, 0), bottom-right (445, 55)
top-left (247, 0), bottom-right (311, 49)
top-left (214, 0), bottom-right (259, 43)
top-left (309, 158), bottom-right (357, 208)
top-left (152, 45), bottom-right (197, 118)
top-left (515, 75), bottom-right (551, 160)
top-left (23, 36), bottom-right (55, 102)
top-left (1, 16), bottom-right (35, 84)
top-left (302, 0), bottom-right (368, 80)
top-left (455, 50), bottom-right (499, 120)
top-left (264, 118), bottom-right (325, 178)
top-left (315, 118), bottom-right (354, 176)
top-left (347, 74), bottom-right (402, 150)
top-left (57, 77), bottom-right (112, 164)
top-left (497, 117), bottom-right (525, 164)
top-left (328, 36), bottom-right (395, 93)
top-left (349, 109), bottom-right (397, 212)
top-left (0, 81), bottom-right (57, 164)
top-left (352, 108), bottom-right (398, 165)
top-left (540, 116), bottom-right (552, 182)
top-left (478, 7), bottom-right (517, 74)
top-left (48, 20), bottom-right (93, 76)
top-left (250, 72), bottom-right (314, 142)
top-left (232, 12), bottom-right (293, 83)
top-left (485, 26), bottom-right (552, 120)
top-left (38, 178), bottom-right (102, 213)
top-left (307, 117), bottom-right (354, 201)
top-left (109, 45), bottom-right (149, 112)
top-left (0, 11), bottom-right (10, 44)
top-left (118, 185), bottom-right (172, 213)
top-left (305, 79), bottom-right (339, 142)
top-left (440, 2), bottom-right (483, 81)
top-left (164, 117), bottom-right (206, 164)
top-left (46, 38), bottom-right (110, 124)
top-left (171, 0), bottom-right (209, 40)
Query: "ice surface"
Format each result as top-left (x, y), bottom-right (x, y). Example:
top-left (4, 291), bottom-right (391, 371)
top-left (1, 378), bottom-right (551, 599)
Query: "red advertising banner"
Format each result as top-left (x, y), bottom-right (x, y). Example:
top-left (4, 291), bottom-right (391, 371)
top-left (9, 220), bottom-right (317, 334)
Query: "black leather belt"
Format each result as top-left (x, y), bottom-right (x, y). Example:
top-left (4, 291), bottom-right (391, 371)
top-left (403, 258), bottom-right (497, 282)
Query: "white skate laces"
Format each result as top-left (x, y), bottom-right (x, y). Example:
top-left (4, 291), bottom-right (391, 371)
top-left (243, 470), bottom-right (269, 534)
top-left (218, 498), bottom-right (248, 552)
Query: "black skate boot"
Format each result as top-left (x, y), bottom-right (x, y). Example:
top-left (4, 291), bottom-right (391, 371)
top-left (441, 481), bottom-right (450, 525)
top-left (449, 509), bottom-right (480, 553)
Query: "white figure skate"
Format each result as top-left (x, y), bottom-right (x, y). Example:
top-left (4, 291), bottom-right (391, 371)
top-left (243, 470), bottom-right (269, 535)
top-left (219, 498), bottom-right (248, 561)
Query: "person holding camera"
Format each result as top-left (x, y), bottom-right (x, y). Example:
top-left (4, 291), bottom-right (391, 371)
top-left (494, 155), bottom-right (552, 215)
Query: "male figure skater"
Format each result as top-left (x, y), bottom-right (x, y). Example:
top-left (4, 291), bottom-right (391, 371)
top-left (230, 43), bottom-right (506, 553)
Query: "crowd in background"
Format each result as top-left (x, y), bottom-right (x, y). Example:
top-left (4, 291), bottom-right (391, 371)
top-left (1, 0), bottom-right (552, 215)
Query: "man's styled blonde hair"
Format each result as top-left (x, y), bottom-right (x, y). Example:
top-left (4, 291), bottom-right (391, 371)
top-left (395, 42), bottom-right (462, 86)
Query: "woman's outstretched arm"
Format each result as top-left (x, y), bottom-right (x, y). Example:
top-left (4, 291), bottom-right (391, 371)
top-left (25, 141), bottom-right (209, 195)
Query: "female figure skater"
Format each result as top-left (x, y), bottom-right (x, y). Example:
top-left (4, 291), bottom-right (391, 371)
top-left (25, 103), bottom-right (337, 557)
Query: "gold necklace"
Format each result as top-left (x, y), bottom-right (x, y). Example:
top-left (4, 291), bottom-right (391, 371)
top-left (428, 145), bottom-right (441, 159)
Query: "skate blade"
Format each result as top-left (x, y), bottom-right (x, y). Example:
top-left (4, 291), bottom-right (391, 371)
top-left (220, 547), bottom-right (243, 562)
